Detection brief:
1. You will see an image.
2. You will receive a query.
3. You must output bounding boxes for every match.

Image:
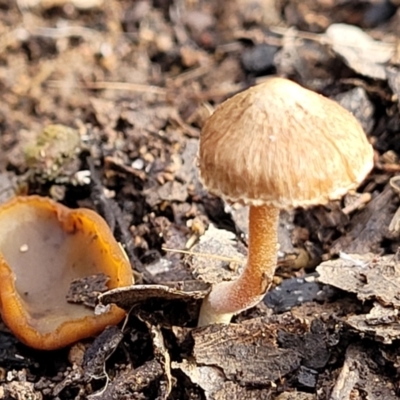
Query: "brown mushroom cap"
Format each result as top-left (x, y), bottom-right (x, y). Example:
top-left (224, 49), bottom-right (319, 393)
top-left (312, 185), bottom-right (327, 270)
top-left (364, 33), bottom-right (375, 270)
top-left (199, 77), bottom-right (374, 208)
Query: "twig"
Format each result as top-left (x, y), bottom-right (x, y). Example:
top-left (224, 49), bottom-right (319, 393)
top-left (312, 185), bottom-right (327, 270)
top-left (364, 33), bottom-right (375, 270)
top-left (342, 192), bottom-right (372, 215)
top-left (270, 25), bottom-right (395, 50)
top-left (162, 246), bottom-right (244, 264)
top-left (47, 80), bottom-right (168, 96)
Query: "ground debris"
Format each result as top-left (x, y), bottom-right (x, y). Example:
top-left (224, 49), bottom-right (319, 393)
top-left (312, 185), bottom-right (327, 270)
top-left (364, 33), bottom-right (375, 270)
top-left (277, 319), bottom-right (330, 370)
top-left (143, 138), bottom-right (199, 208)
top-left (67, 273), bottom-right (110, 308)
top-left (171, 359), bottom-right (272, 400)
top-left (192, 317), bottom-right (303, 386)
top-left (95, 360), bottom-right (164, 400)
top-left (283, 0), bottom-right (395, 31)
top-left (0, 332), bottom-right (31, 369)
top-left (331, 185), bottom-right (398, 254)
top-left (0, 380), bottom-right (42, 400)
top-left (330, 344), bottom-right (398, 400)
top-left (317, 253), bottom-right (400, 307)
top-left (23, 124), bottom-right (82, 184)
top-left (171, 313), bottom-right (320, 398)
top-left (0, 174), bottom-right (16, 204)
top-left (326, 23), bottom-right (394, 80)
top-left (19, 0), bottom-right (104, 10)
top-left (346, 302), bottom-right (400, 344)
top-left (92, 321), bottom-right (170, 399)
top-left (2, 0), bottom-right (400, 397)
top-left (83, 325), bottom-right (124, 380)
top-left (387, 66), bottom-right (400, 109)
top-left (99, 282), bottom-right (208, 310)
top-left (317, 253), bottom-right (400, 342)
top-left (99, 281), bottom-right (208, 327)
top-left (335, 86), bottom-right (375, 134)
top-left (273, 27), bottom-right (335, 89)
top-left (188, 224), bottom-right (246, 285)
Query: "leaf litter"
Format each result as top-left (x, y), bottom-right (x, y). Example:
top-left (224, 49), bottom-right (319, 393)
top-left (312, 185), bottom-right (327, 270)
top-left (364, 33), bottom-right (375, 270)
top-left (2, 0), bottom-right (400, 399)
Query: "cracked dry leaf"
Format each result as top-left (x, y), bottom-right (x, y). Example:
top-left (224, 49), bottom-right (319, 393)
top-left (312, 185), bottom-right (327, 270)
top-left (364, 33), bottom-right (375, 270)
top-left (347, 302), bottom-right (400, 344)
top-left (317, 253), bottom-right (400, 307)
top-left (331, 185), bottom-right (398, 255)
top-left (171, 359), bottom-right (271, 400)
top-left (67, 273), bottom-right (110, 308)
top-left (317, 254), bottom-right (400, 343)
top-left (275, 393), bottom-right (315, 400)
top-left (99, 282), bottom-right (208, 310)
top-left (188, 224), bottom-right (246, 285)
top-left (95, 360), bottom-right (164, 399)
top-left (93, 321), bottom-right (170, 399)
top-left (326, 23), bottom-right (394, 80)
top-left (330, 344), bottom-right (398, 400)
top-left (83, 325), bottom-right (124, 380)
top-left (192, 318), bottom-right (302, 386)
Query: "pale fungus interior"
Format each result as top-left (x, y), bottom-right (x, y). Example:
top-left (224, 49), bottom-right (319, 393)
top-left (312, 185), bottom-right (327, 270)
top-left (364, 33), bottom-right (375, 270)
top-left (0, 201), bottom-right (113, 334)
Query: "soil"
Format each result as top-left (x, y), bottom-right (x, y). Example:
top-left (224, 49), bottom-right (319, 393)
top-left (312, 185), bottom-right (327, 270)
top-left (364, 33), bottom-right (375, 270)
top-left (1, 1), bottom-right (400, 399)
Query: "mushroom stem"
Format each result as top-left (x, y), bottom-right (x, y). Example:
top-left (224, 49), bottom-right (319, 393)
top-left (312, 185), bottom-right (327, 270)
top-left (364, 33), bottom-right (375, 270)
top-left (198, 204), bottom-right (279, 326)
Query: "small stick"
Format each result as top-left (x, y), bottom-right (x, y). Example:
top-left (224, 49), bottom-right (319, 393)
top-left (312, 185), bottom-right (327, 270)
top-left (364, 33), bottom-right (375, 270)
top-left (162, 246), bottom-right (244, 264)
top-left (47, 80), bottom-right (168, 96)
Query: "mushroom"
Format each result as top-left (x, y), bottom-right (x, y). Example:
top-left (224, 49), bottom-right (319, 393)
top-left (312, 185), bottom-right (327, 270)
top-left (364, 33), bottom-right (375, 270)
top-left (197, 77), bottom-right (374, 326)
top-left (0, 196), bottom-right (133, 350)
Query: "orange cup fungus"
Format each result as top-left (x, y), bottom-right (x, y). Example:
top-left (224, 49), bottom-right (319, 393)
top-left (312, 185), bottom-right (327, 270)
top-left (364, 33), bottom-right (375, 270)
top-left (0, 196), bottom-right (134, 350)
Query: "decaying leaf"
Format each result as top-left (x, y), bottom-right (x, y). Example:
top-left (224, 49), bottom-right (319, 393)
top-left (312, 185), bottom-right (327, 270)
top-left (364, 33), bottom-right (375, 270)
top-left (347, 302), bottom-right (400, 344)
top-left (317, 253), bottom-right (400, 307)
top-left (326, 23), bottom-right (394, 80)
top-left (171, 359), bottom-right (271, 400)
top-left (83, 325), bottom-right (124, 380)
top-left (331, 185), bottom-right (398, 254)
top-left (335, 87), bottom-right (375, 135)
top-left (330, 345), bottom-right (398, 400)
top-left (146, 322), bottom-right (172, 399)
top-left (188, 224), bottom-right (246, 284)
top-left (192, 317), bottom-right (302, 386)
top-left (275, 393), bottom-right (315, 400)
top-left (92, 321), bottom-right (171, 399)
top-left (99, 282), bottom-right (209, 310)
top-left (67, 273), bottom-right (110, 308)
top-left (94, 360), bottom-right (164, 399)
top-left (317, 253), bottom-right (400, 342)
